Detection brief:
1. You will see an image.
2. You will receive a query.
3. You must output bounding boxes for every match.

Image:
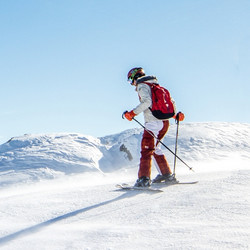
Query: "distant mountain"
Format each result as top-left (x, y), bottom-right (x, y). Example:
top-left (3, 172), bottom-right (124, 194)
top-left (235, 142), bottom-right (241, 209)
top-left (0, 122), bottom-right (249, 186)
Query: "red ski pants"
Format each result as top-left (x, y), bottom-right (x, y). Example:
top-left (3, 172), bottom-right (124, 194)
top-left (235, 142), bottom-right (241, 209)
top-left (138, 120), bottom-right (172, 178)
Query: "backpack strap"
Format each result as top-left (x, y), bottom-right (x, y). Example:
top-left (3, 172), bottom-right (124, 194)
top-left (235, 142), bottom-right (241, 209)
top-left (140, 81), bottom-right (158, 88)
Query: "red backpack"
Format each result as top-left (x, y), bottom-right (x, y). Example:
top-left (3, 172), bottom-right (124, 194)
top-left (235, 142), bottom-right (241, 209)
top-left (144, 82), bottom-right (175, 120)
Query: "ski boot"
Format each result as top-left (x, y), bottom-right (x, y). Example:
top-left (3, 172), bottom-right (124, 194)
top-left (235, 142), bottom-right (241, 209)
top-left (134, 176), bottom-right (152, 187)
top-left (152, 173), bottom-right (177, 183)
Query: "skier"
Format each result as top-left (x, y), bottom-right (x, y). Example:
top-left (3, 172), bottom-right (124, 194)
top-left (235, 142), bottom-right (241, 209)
top-left (123, 67), bottom-right (184, 187)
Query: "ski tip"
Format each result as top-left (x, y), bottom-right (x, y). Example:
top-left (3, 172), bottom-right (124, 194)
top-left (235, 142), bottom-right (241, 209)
top-left (173, 180), bottom-right (198, 185)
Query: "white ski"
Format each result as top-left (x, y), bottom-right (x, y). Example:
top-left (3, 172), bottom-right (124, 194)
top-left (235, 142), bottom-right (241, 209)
top-left (116, 183), bottom-right (163, 192)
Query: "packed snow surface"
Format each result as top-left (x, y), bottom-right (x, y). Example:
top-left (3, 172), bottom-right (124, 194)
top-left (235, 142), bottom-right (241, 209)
top-left (0, 122), bottom-right (249, 249)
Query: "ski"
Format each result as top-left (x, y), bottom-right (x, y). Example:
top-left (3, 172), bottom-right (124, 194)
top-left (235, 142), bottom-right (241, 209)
top-left (116, 181), bottom-right (198, 192)
top-left (153, 180), bottom-right (198, 187)
top-left (115, 183), bottom-right (163, 193)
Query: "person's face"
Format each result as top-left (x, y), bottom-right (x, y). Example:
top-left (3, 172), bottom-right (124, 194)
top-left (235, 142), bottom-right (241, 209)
top-left (132, 79), bottom-right (137, 86)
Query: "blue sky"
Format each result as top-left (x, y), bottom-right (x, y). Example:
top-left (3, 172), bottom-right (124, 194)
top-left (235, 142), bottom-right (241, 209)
top-left (0, 0), bottom-right (249, 143)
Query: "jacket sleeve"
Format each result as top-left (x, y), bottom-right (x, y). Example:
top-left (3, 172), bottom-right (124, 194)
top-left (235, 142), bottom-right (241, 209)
top-left (133, 84), bottom-right (152, 115)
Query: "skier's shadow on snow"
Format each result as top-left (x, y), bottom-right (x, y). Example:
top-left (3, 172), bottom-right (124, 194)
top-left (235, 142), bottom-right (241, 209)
top-left (0, 190), bottom-right (154, 246)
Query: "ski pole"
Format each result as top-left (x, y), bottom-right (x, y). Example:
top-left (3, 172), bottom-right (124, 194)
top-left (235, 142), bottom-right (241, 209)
top-left (132, 117), bottom-right (194, 172)
top-left (173, 118), bottom-right (180, 177)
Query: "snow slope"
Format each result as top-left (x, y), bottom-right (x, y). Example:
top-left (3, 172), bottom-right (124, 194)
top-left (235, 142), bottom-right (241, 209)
top-left (0, 122), bottom-right (249, 249)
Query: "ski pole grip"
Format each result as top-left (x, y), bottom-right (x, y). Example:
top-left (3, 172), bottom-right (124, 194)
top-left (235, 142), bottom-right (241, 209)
top-left (122, 111), bottom-right (128, 119)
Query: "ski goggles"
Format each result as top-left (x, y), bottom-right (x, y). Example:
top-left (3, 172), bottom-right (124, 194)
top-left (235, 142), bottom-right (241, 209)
top-left (127, 70), bottom-right (138, 83)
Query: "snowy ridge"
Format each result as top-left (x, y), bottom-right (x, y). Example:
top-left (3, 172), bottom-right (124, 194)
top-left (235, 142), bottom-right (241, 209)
top-left (0, 133), bottom-right (104, 186)
top-left (0, 122), bottom-right (250, 187)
